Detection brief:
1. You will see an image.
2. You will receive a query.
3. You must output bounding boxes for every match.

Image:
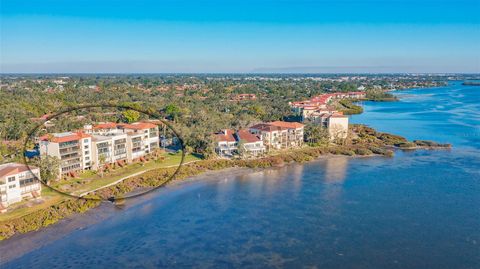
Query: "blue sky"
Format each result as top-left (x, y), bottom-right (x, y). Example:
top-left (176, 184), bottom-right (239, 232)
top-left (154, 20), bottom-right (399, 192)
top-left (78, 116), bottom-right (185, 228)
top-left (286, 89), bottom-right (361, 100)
top-left (1, 0), bottom-right (479, 73)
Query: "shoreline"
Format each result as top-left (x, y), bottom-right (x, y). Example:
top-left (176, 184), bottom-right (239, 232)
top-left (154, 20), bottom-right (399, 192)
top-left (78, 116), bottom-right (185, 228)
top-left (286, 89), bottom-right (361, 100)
top-left (0, 85), bottom-right (453, 245)
top-left (0, 125), bottom-right (451, 242)
top-left (2, 152), bottom-right (393, 264)
top-left (2, 156), bottom-right (356, 263)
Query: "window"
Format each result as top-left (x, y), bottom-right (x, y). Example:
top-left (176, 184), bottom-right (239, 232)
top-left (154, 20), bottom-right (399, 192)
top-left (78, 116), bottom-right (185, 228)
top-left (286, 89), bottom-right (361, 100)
top-left (85, 156), bottom-right (90, 161)
top-left (85, 151), bottom-right (90, 155)
top-left (9, 184), bottom-right (16, 189)
top-left (84, 139), bottom-right (89, 143)
top-left (7, 177), bottom-right (15, 182)
top-left (84, 145), bottom-right (89, 149)
top-left (20, 178), bottom-right (35, 186)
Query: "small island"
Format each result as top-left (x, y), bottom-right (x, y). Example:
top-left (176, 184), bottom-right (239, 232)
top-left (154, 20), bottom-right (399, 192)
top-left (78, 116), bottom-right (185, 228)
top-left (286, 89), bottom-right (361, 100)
top-left (462, 81), bottom-right (480, 86)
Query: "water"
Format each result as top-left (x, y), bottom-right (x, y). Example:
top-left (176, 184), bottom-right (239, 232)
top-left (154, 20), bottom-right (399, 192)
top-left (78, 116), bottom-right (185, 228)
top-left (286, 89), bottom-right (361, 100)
top-left (2, 82), bottom-right (480, 269)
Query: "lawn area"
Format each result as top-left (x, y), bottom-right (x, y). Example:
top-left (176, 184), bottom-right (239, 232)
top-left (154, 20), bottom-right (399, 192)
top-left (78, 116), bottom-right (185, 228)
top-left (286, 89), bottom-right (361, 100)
top-left (55, 152), bottom-right (202, 195)
top-left (0, 152), bottom-right (201, 222)
top-left (0, 188), bottom-right (65, 222)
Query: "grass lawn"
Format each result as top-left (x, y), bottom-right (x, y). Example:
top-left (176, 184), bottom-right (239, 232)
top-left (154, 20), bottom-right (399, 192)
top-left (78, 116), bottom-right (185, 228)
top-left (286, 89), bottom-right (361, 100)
top-left (56, 152), bottom-right (202, 195)
top-left (0, 152), bottom-right (201, 222)
top-left (0, 188), bottom-right (65, 222)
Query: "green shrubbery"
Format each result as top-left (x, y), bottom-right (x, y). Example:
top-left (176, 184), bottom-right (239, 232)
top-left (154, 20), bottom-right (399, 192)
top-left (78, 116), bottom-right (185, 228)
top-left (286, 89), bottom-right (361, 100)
top-left (395, 142), bottom-right (417, 149)
top-left (1, 127), bottom-right (448, 240)
top-left (413, 140), bottom-right (451, 148)
top-left (0, 199), bottom-right (100, 240)
top-left (338, 99), bottom-right (364, 115)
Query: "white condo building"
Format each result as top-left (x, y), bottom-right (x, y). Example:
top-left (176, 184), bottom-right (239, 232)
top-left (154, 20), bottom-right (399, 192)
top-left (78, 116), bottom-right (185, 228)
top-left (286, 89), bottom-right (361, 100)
top-left (40, 122), bottom-right (160, 177)
top-left (0, 163), bottom-right (42, 210)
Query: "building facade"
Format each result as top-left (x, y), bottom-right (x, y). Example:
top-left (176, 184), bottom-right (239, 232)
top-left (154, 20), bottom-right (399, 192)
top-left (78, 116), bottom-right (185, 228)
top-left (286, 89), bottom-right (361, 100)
top-left (214, 129), bottom-right (238, 157)
top-left (40, 122), bottom-right (160, 176)
top-left (0, 163), bottom-right (42, 209)
top-left (249, 121), bottom-right (304, 151)
top-left (39, 132), bottom-right (92, 176)
top-left (235, 129), bottom-right (266, 156)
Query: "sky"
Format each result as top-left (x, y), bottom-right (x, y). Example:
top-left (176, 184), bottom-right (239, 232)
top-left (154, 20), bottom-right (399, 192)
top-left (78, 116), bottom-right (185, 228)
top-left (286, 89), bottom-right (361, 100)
top-left (1, 0), bottom-right (479, 73)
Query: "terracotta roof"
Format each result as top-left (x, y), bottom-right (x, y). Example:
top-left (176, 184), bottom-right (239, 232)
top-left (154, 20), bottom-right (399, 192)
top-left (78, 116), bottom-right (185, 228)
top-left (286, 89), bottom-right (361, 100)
top-left (93, 122), bottom-right (118, 129)
top-left (0, 163), bottom-right (38, 178)
top-left (120, 122), bottom-right (157, 130)
top-left (269, 121), bottom-right (304, 129)
top-left (40, 132), bottom-right (91, 143)
top-left (249, 123), bottom-right (285, 132)
top-left (236, 129), bottom-right (261, 143)
top-left (329, 113), bottom-right (348, 118)
top-left (290, 91), bottom-right (366, 109)
top-left (214, 129), bottom-right (236, 142)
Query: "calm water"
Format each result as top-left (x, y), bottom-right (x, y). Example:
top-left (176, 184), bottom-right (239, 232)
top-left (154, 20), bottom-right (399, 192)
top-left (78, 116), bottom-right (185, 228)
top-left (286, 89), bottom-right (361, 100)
top-left (2, 82), bottom-right (480, 269)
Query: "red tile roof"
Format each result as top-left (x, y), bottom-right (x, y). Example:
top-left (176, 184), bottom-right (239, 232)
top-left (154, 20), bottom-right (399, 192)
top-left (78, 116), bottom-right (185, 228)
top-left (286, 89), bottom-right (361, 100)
top-left (40, 132), bottom-right (91, 143)
top-left (329, 113), bottom-right (348, 118)
top-left (249, 123), bottom-right (286, 132)
top-left (269, 121), bottom-right (304, 129)
top-left (120, 122), bottom-right (158, 130)
top-left (214, 129), bottom-right (236, 142)
top-left (93, 122), bottom-right (118, 129)
top-left (0, 163), bottom-right (38, 178)
top-left (236, 129), bottom-right (261, 143)
top-left (290, 91), bottom-right (366, 109)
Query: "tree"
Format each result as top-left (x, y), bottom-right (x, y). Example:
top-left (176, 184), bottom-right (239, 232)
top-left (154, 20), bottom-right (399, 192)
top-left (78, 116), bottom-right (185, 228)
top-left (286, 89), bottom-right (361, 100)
top-left (122, 110), bottom-right (140, 123)
top-left (165, 104), bottom-right (181, 121)
top-left (31, 155), bottom-right (61, 184)
top-left (304, 124), bottom-right (329, 146)
top-left (237, 139), bottom-right (248, 157)
top-left (329, 124), bottom-right (348, 145)
top-left (98, 154), bottom-right (107, 177)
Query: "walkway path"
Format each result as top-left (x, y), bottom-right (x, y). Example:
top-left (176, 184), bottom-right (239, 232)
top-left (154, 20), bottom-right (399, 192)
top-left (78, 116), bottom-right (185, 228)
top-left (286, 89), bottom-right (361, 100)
top-left (78, 160), bottom-right (200, 197)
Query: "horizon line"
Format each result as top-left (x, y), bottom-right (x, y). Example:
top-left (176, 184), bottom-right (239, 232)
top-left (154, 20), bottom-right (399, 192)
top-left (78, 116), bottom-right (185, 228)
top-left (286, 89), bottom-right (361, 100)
top-left (1, 72), bottom-right (479, 75)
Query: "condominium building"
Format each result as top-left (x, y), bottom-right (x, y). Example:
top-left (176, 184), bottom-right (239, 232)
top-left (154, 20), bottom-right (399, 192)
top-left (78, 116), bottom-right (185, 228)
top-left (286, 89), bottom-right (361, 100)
top-left (249, 121), bottom-right (304, 151)
top-left (290, 91), bottom-right (365, 121)
top-left (39, 132), bottom-right (92, 176)
top-left (90, 133), bottom-right (128, 170)
top-left (214, 129), bottom-right (266, 157)
top-left (39, 121), bottom-right (160, 176)
top-left (88, 122), bottom-right (160, 159)
top-left (214, 129), bottom-right (237, 157)
top-left (0, 163), bottom-right (42, 209)
top-left (235, 129), bottom-right (266, 157)
top-left (249, 123), bottom-right (288, 151)
top-left (313, 113), bottom-right (349, 140)
top-left (121, 122), bottom-right (160, 157)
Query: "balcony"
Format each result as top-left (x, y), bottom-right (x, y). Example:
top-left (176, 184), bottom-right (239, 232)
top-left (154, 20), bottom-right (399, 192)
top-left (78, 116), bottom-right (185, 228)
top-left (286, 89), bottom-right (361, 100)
top-left (59, 141), bottom-right (79, 149)
top-left (114, 148), bottom-right (127, 155)
top-left (61, 157), bottom-right (80, 167)
top-left (60, 146), bottom-right (80, 155)
top-left (114, 139), bottom-right (126, 145)
top-left (60, 152), bottom-right (80, 160)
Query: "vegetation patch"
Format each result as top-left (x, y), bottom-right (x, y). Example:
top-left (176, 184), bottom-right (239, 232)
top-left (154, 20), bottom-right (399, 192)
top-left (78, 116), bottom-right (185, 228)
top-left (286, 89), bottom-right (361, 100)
top-left (0, 125), bottom-right (450, 241)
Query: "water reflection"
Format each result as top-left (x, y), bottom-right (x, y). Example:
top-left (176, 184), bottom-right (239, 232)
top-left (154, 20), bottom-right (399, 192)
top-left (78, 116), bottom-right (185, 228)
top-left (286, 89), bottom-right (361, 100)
top-left (324, 156), bottom-right (349, 184)
top-left (290, 164), bottom-right (304, 196)
top-left (4, 83), bottom-right (480, 269)
top-left (320, 156), bottom-right (350, 216)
